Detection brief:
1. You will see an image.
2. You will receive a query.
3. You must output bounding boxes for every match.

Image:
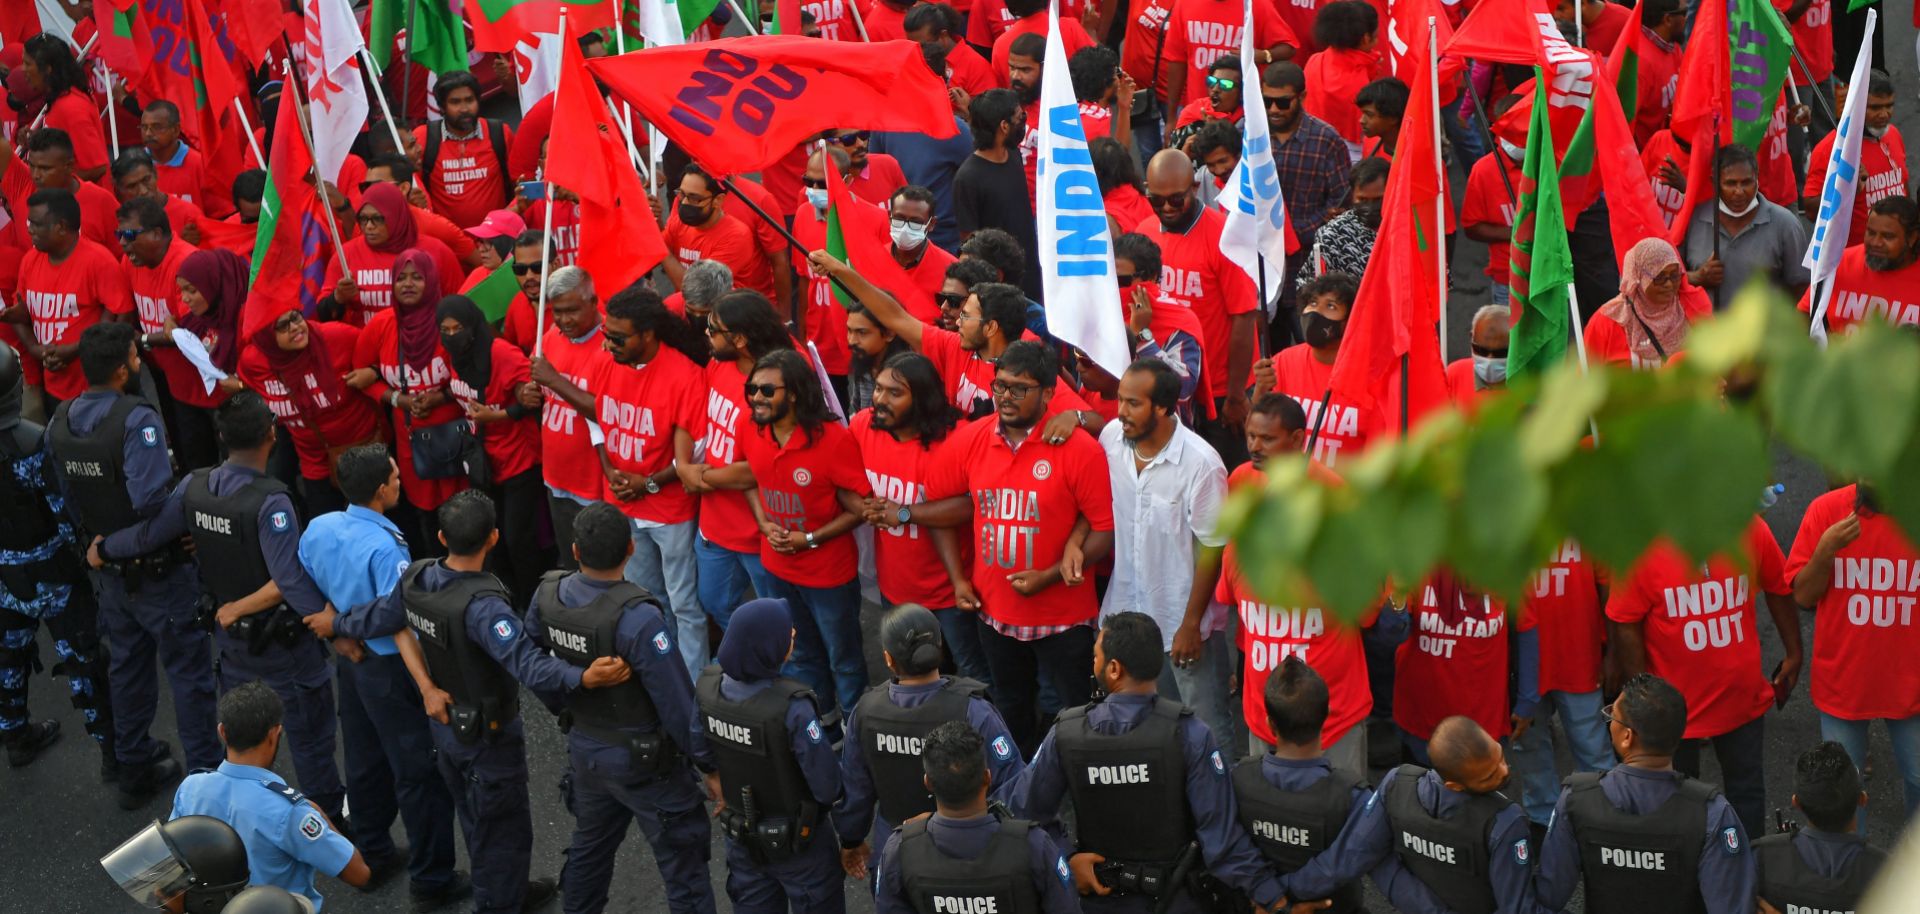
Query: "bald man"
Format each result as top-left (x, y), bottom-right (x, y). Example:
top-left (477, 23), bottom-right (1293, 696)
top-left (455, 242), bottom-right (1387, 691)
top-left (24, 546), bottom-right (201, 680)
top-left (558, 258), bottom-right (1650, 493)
top-left (1274, 716), bottom-right (1541, 914)
top-left (1135, 149), bottom-right (1259, 468)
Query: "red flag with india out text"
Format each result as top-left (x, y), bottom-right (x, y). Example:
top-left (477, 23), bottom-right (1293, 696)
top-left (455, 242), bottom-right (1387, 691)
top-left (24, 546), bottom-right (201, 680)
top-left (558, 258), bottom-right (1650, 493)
top-left (544, 31), bottom-right (667, 296)
top-left (587, 36), bottom-right (957, 177)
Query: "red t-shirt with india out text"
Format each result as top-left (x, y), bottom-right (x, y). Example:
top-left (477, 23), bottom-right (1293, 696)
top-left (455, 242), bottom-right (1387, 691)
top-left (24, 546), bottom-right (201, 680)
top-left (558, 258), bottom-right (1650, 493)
top-left (587, 347), bottom-right (706, 525)
top-left (1639, 130), bottom-right (1689, 230)
top-left (1221, 465), bottom-right (1372, 747)
top-left (1268, 343), bottom-right (1378, 469)
top-left (740, 421), bottom-right (873, 588)
top-left (129, 239), bottom-right (225, 409)
top-left (523, 199), bottom-right (580, 268)
top-left (1785, 485), bottom-right (1920, 721)
top-left (1137, 207), bottom-right (1256, 399)
top-left (538, 326), bottom-right (613, 500)
top-left (17, 237), bottom-right (133, 400)
top-left (851, 409), bottom-right (958, 608)
top-left (1795, 245), bottom-right (1920, 335)
top-left (1606, 517), bottom-right (1788, 739)
top-left (926, 417), bottom-right (1114, 629)
top-left (699, 359), bottom-right (762, 554)
top-left (1523, 540), bottom-right (1609, 696)
top-left (1805, 126), bottom-right (1907, 246)
top-left (1395, 574), bottom-right (1530, 741)
top-left (1162, 0), bottom-right (1296, 107)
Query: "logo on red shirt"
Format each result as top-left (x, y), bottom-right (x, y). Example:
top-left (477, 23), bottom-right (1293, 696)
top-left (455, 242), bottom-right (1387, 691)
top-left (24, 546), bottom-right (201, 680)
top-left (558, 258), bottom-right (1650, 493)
top-left (793, 468), bottom-right (813, 486)
top-left (1032, 459), bottom-right (1052, 481)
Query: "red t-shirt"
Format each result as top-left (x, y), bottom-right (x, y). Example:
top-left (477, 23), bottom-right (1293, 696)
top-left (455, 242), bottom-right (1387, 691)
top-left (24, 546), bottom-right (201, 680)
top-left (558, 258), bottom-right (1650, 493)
top-left (323, 236), bottom-right (464, 327)
top-left (129, 239), bottom-right (225, 409)
top-left (1395, 574), bottom-right (1529, 741)
top-left (1582, 293), bottom-right (1709, 370)
top-left (1639, 130), bottom-right (1689, 230)
top-left (1606, 517), bottom-right (1788, 739)
top-left (1137, 208), bottom-right (1256, 399)
top-left (1221, 465), bottom-right (1372, 746)
top-left (1785, 486), bottom-right (1920, 721)
top-left (154, 145), bottom-right (226, 216)
top-left (237, 322), bottom-right (381, 480)
top-left (851, 409), bottom-right (959, 608)
top-left (588, 347), bottom-right (706, 525)
top-left (353, 309), bottom-right (468, 510)
top-left (446, 338), bottom-right (540, 482)
top-left (1585, 1), bottom-right (1632, 61)
top-left (1269, 343), bottom-right (1377, 468)
top-left (412, 121), bottom-right (515, 231)
top-left (699, 358), bottom-right (763, 554)
top-left (719, 175), bottom-right (789, 262)
top-left (791, 201), bottom-right (853, 374)
top-left (538, 326), bottom-right (613, 500)
top-left (1303, 47), bottom-right (1383, 150)
top-left (1525, 540), bottom-right (1608, 696)
top-left (926, 417), bottom-right (1114, 629)
top-left (1078, 103), bottom-right (1114, 141)
top-left (1777, 0), bottom-right (1832, 84)
top-left (799, 0), bottom-right (865, 40)
top-left (501, 294), bottom-right (551, 352)
top-left (17, 238), bottom-right (132, 399)
top-left (899, 244), bottom-right (956, 324)
top-left (1163, 0), bottom-right (1296, 106)
top-left (946, 42), bottom-right (1000, 97)
top-left (1443, 358), bottom-right (1479, 408)
top-left (1276, 0), bottom-right (1325, 60)
top-left (1631, 30), bottom-right (1683, 147)
top-left (919, 324), bottom-right (999, 417)
top-left (523, 199), bottom-right (580, 268)
top-left (1795, 245), bottom-right (1920, 334)
top-left (1121, 0), bottom-right (1179, 99)
top-left (45, 92), bottom-right (108, 177)
top-left (970, 0), bottom-right (1089, 49)
top-left (1461, 153), bottom-right (1520, 284)
top-left (990, 13), bottom-right (1095, 91)
top-left (850, 153), bottom-right (910, 206)
top-left (1805, 126), bottom-right (1908, 245)
top-left (741, 421), bottom-right (873, 587)
top-left (1105, 186), bottom-right (1156, 236)
top-left (0, 155), bottom-right (116, 251)
top-left (663, 211), bottom-right (778, 301)
top-left (861, 0), bottom-right (910, 41)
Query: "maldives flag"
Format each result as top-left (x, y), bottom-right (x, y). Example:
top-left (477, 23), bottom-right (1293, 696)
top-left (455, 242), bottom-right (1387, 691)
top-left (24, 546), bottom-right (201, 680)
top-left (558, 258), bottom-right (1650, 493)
top-left (822, 114), bottom-right (937, 320)
top-left (465, 0), bottom-right (619, 51)
top-left (1328, 12), bottom-right (1447, 431)
top-left (209, 0), bottom-right (286, 68)
top-left (545, 28), bottom-right (667, 296)
top-left (587, 36), bottom-right (957, 176)
top-left (245, 85), bottom-right (329, 338)
top-left (1444, 0), bottom-right (1595, 159)
top-left (1507, 73), bottom-right (1577, 380)
top-left (93, 0), bottom-right (154, 86)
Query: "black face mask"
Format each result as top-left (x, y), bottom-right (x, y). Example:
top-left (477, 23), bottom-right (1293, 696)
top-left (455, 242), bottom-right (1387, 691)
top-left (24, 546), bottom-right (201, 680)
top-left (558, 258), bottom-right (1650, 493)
top-left (1302, 311), bottom-right (1346, 348)
top-left (1857, 484), bottom-right (1881, 514)
top-left (677, 198), bottom-right (709, 225)
top-left (441, 329), bottom-right (475, 356)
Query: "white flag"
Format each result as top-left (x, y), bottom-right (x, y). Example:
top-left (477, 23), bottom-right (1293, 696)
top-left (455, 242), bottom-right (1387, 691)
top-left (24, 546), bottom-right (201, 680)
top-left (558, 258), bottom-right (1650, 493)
top-left (304, 0), bottom-right (370, 187)
top-left (511, 30), bottom-right (564, 115)
top-left (1218, 0), bottom-right (1287, 313)
top-left (637, 0), bottom-right (689, 47)
top-left (1036, 0), bottom-right (1132, 381)
top-left (1804, 9), bottom-right (1877, 344)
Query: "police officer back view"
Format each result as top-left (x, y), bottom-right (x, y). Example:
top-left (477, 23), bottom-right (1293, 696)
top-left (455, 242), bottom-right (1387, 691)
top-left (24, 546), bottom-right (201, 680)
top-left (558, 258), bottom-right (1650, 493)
top-left (101, 392), bottom-right (347, 823)
top-left (1235, 657), bottom-right (1366, 914)
top-left (836, 604), bottom-right (1025, 880)
top-left (1006, 612), bottom-right (1283, 914)
top-left (56, 321), bottom-right (219, 807)
top-left (1280, 715), bottom-right (1539, 914)
top-left (699, 597), bottom-right (847, 914)
top-left (873, 720), bottom-right (1081, 914)
top-left (0, 340), bottom-right (112, 770)
top-left (1755, 742), bottom-right (1886, 914)
top-left (1535, 674), bottom-right (1757, 914)
top-left (377, 490), bottom-right (634, 914)
top-left (525, 502), bottom-right (722, 914)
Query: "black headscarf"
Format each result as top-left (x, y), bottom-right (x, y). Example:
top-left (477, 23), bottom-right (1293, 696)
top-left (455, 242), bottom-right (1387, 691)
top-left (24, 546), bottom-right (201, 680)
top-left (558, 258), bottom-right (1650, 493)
top-left (434, 295), bottom-right (494, 393)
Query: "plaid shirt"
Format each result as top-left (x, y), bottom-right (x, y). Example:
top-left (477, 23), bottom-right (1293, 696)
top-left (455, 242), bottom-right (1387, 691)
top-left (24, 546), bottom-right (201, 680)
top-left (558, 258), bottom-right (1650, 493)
top-left (1272, 115), bottom-right (1353, 244)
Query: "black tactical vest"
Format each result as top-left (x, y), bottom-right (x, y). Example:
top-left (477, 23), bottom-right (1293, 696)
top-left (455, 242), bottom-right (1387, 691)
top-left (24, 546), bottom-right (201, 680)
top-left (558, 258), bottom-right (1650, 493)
top-left (696, 665), bottom-right (819, 822)
top-left (1230, 760), bottom-right (1365, 913)
top-left (183, 469), bottom-right (286, 605)
top-left (48, 396), bottom-right (147, 537)
top-left (1754, 832), bottom-right (1885, 914)
top-left (1383, 765), bottom-right (1509, 914)
top-left (897, 816), bottom-right (1042, 914)
top-left (0, 426), bottom-right (57, 552)
top-left (1565, 771), bottom-right (1714, 914)
top-left (855, 677), bottom-right (989, 826)
top-left (402, 561), bottom-right (520, 725)
top-left (531, 570), bottom-right (661, 741)
top-left (1055, 697), bottom-right (1193, 863)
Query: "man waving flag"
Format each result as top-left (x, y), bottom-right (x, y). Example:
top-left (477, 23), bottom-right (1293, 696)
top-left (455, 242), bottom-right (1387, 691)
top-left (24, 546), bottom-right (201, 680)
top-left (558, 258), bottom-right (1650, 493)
top-left (1218, 0), bottom-right (1288, 314)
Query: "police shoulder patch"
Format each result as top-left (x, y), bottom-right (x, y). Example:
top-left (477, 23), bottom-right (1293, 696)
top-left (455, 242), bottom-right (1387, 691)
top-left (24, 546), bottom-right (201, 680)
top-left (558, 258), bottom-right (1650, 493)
top-left (298, 811), bottom-right (326, 841)
top-left (269, 511), bottom-right (290, 533)
top-left (493, 619), bottom-right (516, 642)
top-left (1513, 838), bottom-right (1529, 865)
top-left (991, 735), bottom-right (1013, 760)
top-left (1210, 749), bottom-right (1225, 774)
top-left (805, 719), bottom-right (823, 743)
top-left (1055, 856), bottom-right (1071, 886)
top-left (652, 630), bottom-right (672, 654)
top-left (397, 558), bottom-right (413, 577)
top-left (139, 426), bottom-right (160, 447)
top-left (1721, 826), bottom-right (1741, 855)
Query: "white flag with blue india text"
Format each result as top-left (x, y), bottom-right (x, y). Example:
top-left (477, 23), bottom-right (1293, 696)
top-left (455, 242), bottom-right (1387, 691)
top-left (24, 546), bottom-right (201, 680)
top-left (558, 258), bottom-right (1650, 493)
top-left (1803, 9), bottom-right (1877, 344)
top-left (1218, 0), bottom-right (1287, 316)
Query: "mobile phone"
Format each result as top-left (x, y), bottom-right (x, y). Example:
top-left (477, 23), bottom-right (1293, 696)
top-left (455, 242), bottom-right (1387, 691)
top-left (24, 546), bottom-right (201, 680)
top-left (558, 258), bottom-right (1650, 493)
top-left (518, 181), bottom-right (548, 201)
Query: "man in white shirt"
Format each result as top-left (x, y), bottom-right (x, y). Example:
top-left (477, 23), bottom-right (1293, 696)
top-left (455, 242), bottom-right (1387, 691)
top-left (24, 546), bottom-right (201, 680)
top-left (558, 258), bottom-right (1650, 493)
top-left (1098, 358), bottom-right (1235, 752)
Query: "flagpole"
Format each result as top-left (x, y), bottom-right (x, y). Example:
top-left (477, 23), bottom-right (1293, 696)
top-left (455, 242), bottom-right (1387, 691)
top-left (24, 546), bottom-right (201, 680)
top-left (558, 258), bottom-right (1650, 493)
top-left (725, 0), bottom-right (762, 34)
top-left (1427, 17), bottom-right (1448, 363)
top-left (1566, 280), bottom-right (1599, 443)
top-left (847, 0), bottom-right (873, 40)
top-left (286, 60), bottom-right (352, 286)
top-left (1789, 49), bottom-right (1840, 126)
top-left (99, 62), bottom-right (120, 161)
top-left (232, 99), bottom-right (267, 170)
top-left (718, 175), bottom-right (861, 327)
top-left (357, 48), bottom-right (416, 159)
top-left (535, 5), bottom-right (570, 360)
top-left (1464, 84), bottom-right (1517, 211)
top-left (1304, 388), bottom-right (1333, 456)
top-left (1710, 110), bottom-right (1722, 311)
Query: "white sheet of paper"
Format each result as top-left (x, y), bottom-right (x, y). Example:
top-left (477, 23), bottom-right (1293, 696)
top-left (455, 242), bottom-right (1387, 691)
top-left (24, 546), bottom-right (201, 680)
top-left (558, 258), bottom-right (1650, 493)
top-left (170, 329), bottom-right (227, 395)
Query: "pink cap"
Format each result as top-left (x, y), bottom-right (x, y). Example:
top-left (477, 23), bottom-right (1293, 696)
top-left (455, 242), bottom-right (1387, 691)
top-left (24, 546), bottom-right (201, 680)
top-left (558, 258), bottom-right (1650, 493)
top-left (466, 209), bottom-right (528, 240)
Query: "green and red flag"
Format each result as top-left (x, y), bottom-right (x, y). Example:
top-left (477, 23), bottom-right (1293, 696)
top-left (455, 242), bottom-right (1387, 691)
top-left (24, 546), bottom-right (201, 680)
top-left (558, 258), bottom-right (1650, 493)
top-left (462, 260), bottom-right (523, 322)
top-left (93, 0), bottom-right (154, 86)
top-left (820, 159), bottom-right (932, 317)
top-left (372, 0), bottom-right (472, 74)
top-left (1507, 73), bottom-right (1577, 379)
top-left (244, 84), bottom-right (329, 337)
top-left (465, 0), bottom-right (620, 51)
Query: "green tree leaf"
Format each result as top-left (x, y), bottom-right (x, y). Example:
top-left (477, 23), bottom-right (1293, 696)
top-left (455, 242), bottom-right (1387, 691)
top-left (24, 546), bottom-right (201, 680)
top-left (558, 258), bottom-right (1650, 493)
top-left (1764, 324), bottom-right (1920, 480)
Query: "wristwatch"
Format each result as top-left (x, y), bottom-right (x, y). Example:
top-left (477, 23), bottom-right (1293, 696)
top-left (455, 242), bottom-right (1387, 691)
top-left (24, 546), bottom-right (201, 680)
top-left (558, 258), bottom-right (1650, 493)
top-left (1133, 328), bottom-right (1156, 347)
top-left (804, 531), bottom-right (819, 549)
top-left (895, 505), bottom-right (913, 526)
top-left (643, 476), bottom-right (661, 495)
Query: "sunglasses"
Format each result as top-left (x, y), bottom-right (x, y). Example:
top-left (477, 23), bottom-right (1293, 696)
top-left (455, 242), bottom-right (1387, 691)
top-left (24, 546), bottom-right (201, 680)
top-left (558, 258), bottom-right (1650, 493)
top-left (934, 291), bottom-right (968, 309)
top-left (512, 262), bottom-right (544, 275)
top-left (831, 130), bottom-right (872, 146)
top-left (1264, 94), bottom-right (1297, 110)
top-left (1146, 191), bottom-right (1190, 208)
top-left (801, 176), bottom-right (829, 189)
top-left (603, 328), bottom-right (632, 347)
top-left (1206, 75), bottom-right (1239, 91)
top-left (744, 382), bottom-right (785, 398)
top-left (114, 228), bottom-right (146, 243)
top-left (1116, 272), bottom-right (1156, 289)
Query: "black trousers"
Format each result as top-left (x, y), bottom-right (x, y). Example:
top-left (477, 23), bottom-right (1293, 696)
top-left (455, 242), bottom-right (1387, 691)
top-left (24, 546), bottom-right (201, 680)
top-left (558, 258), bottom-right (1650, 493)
top-left (976, 621), bottom-right (1096, 758)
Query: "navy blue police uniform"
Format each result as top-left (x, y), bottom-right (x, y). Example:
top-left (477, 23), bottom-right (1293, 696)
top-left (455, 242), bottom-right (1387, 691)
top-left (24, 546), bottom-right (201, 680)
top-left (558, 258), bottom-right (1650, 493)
top-left (1534, 764), bottom-right (1757, 914)
top-left (872, 810), bottom-right (1084, 914)
top-left (1231, 754), bottom-right (1371, 913)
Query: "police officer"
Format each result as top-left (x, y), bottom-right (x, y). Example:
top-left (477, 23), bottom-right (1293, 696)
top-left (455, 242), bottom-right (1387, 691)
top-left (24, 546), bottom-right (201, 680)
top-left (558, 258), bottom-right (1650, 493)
top-left (171, 682), bottom-right (371, 909)
top-left (525, 502), bottom-right (721, 914)
top-left (55, 322), bottom-right (219, 807)
top-left (1235, 657), bottom-right (1366, 913)
top-left (836, 605), bottom-right (1025, 880)
top-left (101, 392), bottom-right (346, 822)
top-left (0, 340), bottom-right (112, 770)
top-left (873, 720), bottom-right (1081, 914)
top-left (1535, 674), bottom-right (1757, 914)
top-left (298, 444), bottom-right (467, 910)
top-left (1006, 612), bottom-right (1283, 914)
top-left (1276, 715), bottom-right (1539, 914)
top-left (699, 597), bottom-right (847, 914)
top-left (367, 490), bottom-right (633, 914)
top-left (1755, 742), bottom-right (1885, 914)
top-left (100, 814), bottom-right (252, 913)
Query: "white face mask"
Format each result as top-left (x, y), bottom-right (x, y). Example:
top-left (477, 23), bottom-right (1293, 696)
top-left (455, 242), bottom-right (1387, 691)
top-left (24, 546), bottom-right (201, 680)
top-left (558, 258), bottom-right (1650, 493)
top-left (1865, 124), bottom-right (1888, 140)
top-left (1718, 194), bottom-right (1761, 217)
top-left (1499, 138), bottom-right (1525, 162)
top-left (805, 187), bottom-right (829, 211)
top-left (1473, 354), bottom-right (1507, 387)
top-left (890, 218), bottom-right (929, 251)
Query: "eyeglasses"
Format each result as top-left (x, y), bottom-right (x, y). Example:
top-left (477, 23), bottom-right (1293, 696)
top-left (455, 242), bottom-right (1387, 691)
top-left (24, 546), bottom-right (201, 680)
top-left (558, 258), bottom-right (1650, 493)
top-left (1647, 269), bottom-right (1682, 287)
top-left (1205, 75), bottom-right (1239, 91)
top-left (954, 312), bottom-right (987, 325)
top-left (706, 323), bottom-right (731, 337)
top-left (744, 382), bottom-right (785, 398)
top-left (357, 212), bottom-right (386, 226)
top-left (990, 380), bottom-right (1039, 400)
top-left (1264, 94), bottom-right (1297, 110)
top-left (801, 176), bottom-right (828, 189)
top-left (1600, 701), bottom-right (1633, 730)
top-left (274, 312), bottom-right (306, 332)
top-left (1470, 344), bottom-right (1508, 358)
top-left (114, 228), bottom-right (146, 243)
top-left (678, 191), bottom-right (715, 206)
top-left (830, 130), bottom-right (871, 146)
top-left (934, 291), bottom-right (968, 310)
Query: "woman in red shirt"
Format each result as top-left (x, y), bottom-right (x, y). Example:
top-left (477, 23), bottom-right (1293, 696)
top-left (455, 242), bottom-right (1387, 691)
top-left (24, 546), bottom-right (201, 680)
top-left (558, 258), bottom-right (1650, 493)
top-left (164, 249), bottom-right (249, 462)
top-left (323, 184), bottom-right (463, 327)
top-left (237, 310), bottom-right (382, 515)
top-left (21, 36), bottom-right (108, 183)
top-left (354, 249), bottom-right (470, 543)
top-left (436, 294), bottom-right (547, 603)
top-left (1584, 237), bottom-right (1711, 370)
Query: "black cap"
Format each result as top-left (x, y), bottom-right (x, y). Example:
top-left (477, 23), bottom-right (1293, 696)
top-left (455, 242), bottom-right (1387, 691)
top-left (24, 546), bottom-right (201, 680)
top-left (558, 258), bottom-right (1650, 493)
top-left (160, 815), bottom-right (250, 914)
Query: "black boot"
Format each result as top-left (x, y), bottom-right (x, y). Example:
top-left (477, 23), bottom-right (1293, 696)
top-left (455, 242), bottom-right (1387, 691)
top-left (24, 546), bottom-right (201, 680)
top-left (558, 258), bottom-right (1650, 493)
top-left (5, 720), bottom-right (60, 768)
top-left (118, 755), bottom-right (183, 810)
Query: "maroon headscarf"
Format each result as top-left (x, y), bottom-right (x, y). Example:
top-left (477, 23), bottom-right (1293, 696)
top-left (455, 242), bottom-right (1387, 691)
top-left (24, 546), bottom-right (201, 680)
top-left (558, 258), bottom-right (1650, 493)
top-left (177, 249), bottom-right (249, 372)
top-left (391, 249), bottom-right (443, 372)
top-left (254, 312), bottom-right (343, 421)
top-left (359, 183), bottom-right (419, 254)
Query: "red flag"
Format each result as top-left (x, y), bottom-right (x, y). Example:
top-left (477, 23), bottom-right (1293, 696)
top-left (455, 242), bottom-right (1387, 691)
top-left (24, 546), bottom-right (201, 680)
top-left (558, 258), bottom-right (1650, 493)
top-left (193, 218), bottom-right (262, 256)
top-left (93, 0), bottom-right (154, 87)
top-left (545, 29), bottom-right (667, 296)
top-left (587, 36), bottom-right (957, 176)
top-left (1443, 0), bottom-right (1597, 157)
top-left (822, 162), bottom-right (933, 319)
top-left (209, 0), bottom-right (287, 68)
top-left (1329, 13), bottom-right (1447, 430)
top-left (245, 86), bottom-right (329, 338)
top-left (1383, 0), bottom-right (1465, 106)
top-left (1664, 0), bottom-right (1731, 247)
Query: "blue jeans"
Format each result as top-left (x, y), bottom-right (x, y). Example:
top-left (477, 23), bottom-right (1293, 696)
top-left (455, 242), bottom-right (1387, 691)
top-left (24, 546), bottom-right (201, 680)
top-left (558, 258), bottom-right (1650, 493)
top-left (1443, 100), bottom-right (1485, 168)
top-left (767, 576), bottom-right (869, 715)
top-left (1819, 711), bottom-right (1920, 828)
top-left (929, 607), bottom-right (993, 685)
top-left (1156, 632), bottom-right (1241, 762)
top-left (1490, 281), bottom-right (1510, 305)
top-left (1509, 689), bottom-right (1613, 825)
top-left (694, 535), bottom-right (778, 630)
top-left (624, 519), bottom-right (707, 680)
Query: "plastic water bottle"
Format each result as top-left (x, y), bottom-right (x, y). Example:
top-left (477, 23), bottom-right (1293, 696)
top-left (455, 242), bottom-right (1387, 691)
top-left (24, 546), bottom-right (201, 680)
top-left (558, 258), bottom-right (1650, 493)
top-left (1758, 483), bottom-right (1785, 509)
